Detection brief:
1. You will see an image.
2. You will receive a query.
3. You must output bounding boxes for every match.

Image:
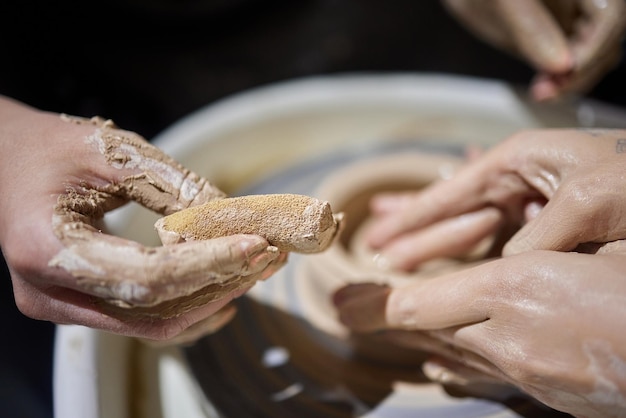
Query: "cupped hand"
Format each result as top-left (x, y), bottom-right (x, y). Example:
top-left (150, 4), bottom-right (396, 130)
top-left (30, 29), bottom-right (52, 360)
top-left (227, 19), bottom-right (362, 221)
top-left (0, 96), bottom-right (285, 342)
top-left (366, 128), bottom-right (626, 271)
top-left (443, 0), bottom-right (626, 101)
top-left (333, 249), bottom-right (626, 417)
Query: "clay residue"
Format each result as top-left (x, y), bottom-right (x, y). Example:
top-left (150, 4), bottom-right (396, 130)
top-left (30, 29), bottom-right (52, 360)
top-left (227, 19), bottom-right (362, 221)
top-left (61, 114), bottom-right (226, 215)
top-left (155, 194), bottom-right (342, 253)
top-left (48, 114), bottom-right (261, 314)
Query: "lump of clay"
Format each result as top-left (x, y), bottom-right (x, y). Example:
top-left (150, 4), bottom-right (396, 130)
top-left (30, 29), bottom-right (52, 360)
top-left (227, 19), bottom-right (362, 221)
top-left (154, 193), bottom-right (343, 253)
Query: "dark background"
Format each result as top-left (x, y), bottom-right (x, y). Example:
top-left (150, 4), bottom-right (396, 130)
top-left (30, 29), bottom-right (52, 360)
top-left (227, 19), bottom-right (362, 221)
top-left (1, 1), bottom-right (624, 417)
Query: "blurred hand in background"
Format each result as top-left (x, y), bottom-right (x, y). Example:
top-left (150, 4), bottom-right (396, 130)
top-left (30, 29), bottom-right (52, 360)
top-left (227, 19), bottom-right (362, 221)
top-left (443, 0), bottom-right (626, 101)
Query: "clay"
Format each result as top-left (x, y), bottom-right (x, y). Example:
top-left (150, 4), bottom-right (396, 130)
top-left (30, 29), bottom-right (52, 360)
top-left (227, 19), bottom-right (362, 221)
top-left (61, 114), bottom-right (226, 214)
top-left (49, 115), bottom-right (285, 314)
top-left (290, 152), bottom-right (495, 341)
top-left (155, 194), bottom-right (343, 254)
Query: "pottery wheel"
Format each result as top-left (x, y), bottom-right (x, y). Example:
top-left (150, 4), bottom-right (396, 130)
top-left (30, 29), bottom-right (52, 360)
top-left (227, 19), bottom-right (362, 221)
top-left (183, 141), bottom-right (570, 418)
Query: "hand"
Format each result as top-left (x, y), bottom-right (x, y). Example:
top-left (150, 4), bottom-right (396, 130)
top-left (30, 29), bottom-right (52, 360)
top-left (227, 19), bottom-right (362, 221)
top-left (333, 249), bottom-right (626, 417)
top-left (365, 128), bottom-right (626, 271)
top-left (0, 96), bottom-right (286, 342)
top-left (443, 0), bottom-right (626, 101)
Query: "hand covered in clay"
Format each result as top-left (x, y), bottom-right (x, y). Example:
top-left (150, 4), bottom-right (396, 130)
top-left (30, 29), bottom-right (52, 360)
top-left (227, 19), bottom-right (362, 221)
top-left (333, 249), bottom-right (626, 417)
top-left (365, 128), bottom-right (626, 271)
top-left (0, 96), bottom-right (285, 343)
top-left (443, 0), bottom-right (626, 101)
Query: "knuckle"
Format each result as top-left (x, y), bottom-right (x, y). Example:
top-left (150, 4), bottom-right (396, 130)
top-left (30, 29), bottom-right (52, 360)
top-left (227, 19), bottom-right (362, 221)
top-left (559, 177), bottom-right (605, 216)
top-left (484, 257), bottom-right (525, 294)
top-left (482, 253), bottom-right (545, 304)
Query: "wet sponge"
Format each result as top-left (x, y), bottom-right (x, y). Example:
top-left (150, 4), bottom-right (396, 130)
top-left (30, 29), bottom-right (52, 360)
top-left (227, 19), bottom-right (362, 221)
top-left (155, 193), bottom-right (342, 253)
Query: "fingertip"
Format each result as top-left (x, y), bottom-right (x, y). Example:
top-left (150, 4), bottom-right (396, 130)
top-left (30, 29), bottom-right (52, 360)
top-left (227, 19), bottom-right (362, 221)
top-left (523, 199), bottom-right (546, 222)
top-left (248, 245), bottom-right (282, 272)
top-left (372, 247), bottom-right (419, 273)
top-left (332, 283), bottom-right (391, 332)
top-left (237, 234), bottom-right (270, 255)
top-left (369, 193), bottom-right (410, 214)
top-left (501, 236), bottom-right (533, 257)
top-left (543, 49), bottom-right (574, 74)
top-left (258, 249), bottom-right (288, 281)
top-left (422, 359), bottom-right (470, 386)
top-left (362, 219), bottom-right (390, 249)
top-left (530, 75), bottom-right (561, 102)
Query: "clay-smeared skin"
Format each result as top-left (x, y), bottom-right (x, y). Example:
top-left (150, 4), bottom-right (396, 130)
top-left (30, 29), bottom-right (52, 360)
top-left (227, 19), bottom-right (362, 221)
top-left (333, 129), bottom-right (626, 417)
top-left (49, 120), bottom-right (339, 317)
top-left (0, 95), bottom-right (288, 340)
top-left (59, 114), bottom-right (227, 214)
top-left (48, 115), bottom-right (267, 310)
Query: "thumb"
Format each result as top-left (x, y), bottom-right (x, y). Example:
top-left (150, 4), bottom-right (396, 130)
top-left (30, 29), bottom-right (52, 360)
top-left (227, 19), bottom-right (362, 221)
top-left (74, 115), bottom-right (226, 215)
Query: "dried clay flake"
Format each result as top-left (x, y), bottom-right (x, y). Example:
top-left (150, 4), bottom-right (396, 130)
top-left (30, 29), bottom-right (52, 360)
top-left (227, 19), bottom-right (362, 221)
top-left (154, 194), bottom-right (343, 253)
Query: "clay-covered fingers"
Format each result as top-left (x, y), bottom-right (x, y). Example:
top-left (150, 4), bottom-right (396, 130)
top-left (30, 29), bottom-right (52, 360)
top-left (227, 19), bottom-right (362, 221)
top-left (369, 207), bottom-right (503, 271)
top-left (62, 114), bottom-right (226, 215)
top-left (49, 228), bottom-right (282, 309)
top-left (365, 147), bottom-right (530, 251)
top-left (12, 275), bottom-right (250, 340)
top-left (43, 231), bottom-right (285, 340)
top-left (331, 260), bottom-right (543, 388)
top-left (332, 266), bottom-right (512, 381)
top-left (333, 265), bottom-right (493, 332)
top-left (365, 181), bottom-right (484, 250)
top-left (139, 304), bottom-right (238, 346)
top-left (366, 130), bottom-right (626, 263)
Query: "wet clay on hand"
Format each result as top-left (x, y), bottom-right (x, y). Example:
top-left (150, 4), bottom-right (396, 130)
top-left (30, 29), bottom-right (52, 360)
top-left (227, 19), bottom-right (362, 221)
top-left (155, 194), bottom-right (343, 253)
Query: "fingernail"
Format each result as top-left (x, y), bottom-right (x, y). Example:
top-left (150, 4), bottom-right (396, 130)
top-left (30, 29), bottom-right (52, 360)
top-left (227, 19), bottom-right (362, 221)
top-left (372, 251), bottom-right (406, 272)
top-left (260, 250), bottom-right (287, 280)
top-left (422, 361), bottom-right (469, 386)
top-left (248, 246), bottom-right (280, 271)
top-left (530, 78), bottom-right (559, 102)
top-left (239, 236), bottom-right (269, 255)
top-left (524, 200), bottom-right (544, 221)
top-left (372, 253), bottom-right (392, 270)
